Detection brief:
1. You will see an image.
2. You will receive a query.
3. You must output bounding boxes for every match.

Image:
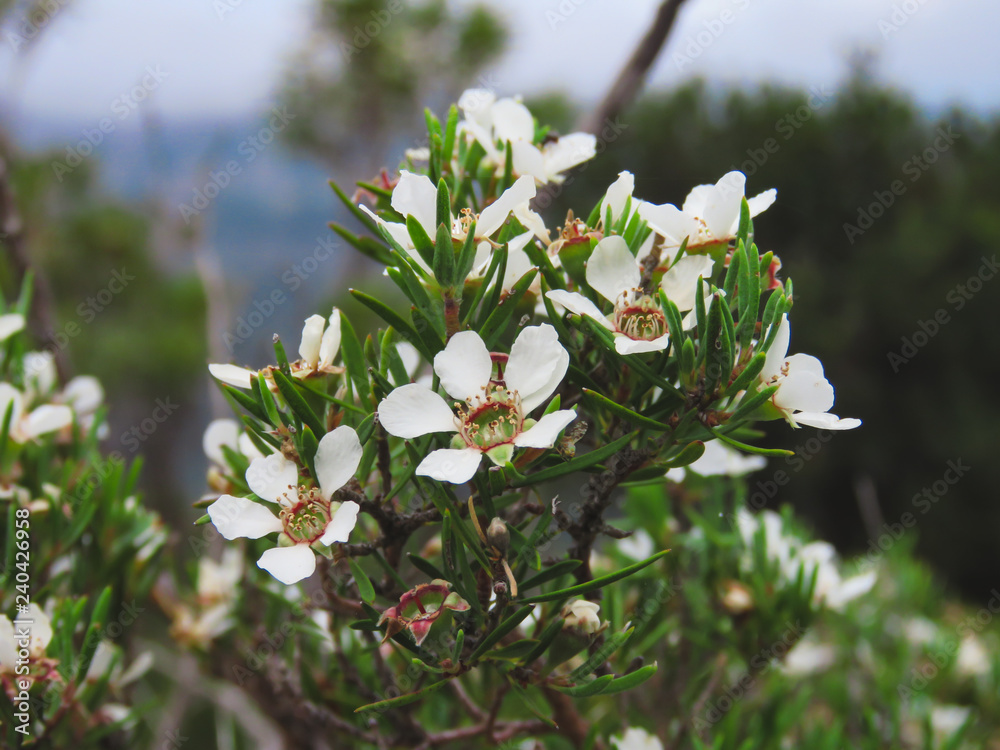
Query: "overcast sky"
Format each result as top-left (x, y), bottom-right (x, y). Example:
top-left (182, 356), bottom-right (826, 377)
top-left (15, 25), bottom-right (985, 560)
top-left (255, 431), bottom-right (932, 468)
top-left (0, 0), bottom-right (995, 130)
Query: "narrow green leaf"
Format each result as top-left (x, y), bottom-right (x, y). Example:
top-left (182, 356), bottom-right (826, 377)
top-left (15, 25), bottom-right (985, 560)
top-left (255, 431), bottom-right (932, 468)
top-left (272, 369), bottom-right (325, 438)
top-left (469, 605), bottom-right (535, 662)
top-left (339, 314), bottom-right (373, 403)
top-left (581, 389), bottom-right (671, 432)
top-left (600, 663), bottom-right (658, 695)
top-left (479, 268), bottom-right (538, 348)
top-left (509, 430), bottom-right (638, 488)
top-left (519, 560), bottom-right (582, 591)
top-left (406, 214), bottom-right (436, 269)
top-left (522, 550), bottom-right (670, 604)
top-left (355, 678), bottom-right (450, 713)
top-left (568, 628), bottom-right (634, 680)
top-left (349, 558), bottom-right (375, 604)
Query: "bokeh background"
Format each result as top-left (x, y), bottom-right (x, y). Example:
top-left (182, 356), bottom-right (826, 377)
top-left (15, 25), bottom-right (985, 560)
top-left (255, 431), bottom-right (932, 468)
top-left (1, 0), bottom-right (997, 607)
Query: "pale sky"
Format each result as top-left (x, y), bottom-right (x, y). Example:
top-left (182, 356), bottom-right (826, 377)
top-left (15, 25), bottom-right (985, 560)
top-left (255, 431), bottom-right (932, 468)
top-left (0, 0), bottom-right (996, 131)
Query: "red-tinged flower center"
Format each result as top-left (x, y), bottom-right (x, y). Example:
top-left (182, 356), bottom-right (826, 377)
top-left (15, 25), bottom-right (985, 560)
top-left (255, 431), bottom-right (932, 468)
top-left (456, 384), bottom-right (524, 450)
top-left (279, 487), bottom-right (331, 544)
top-left (614, 293), bottom-right (667, 341)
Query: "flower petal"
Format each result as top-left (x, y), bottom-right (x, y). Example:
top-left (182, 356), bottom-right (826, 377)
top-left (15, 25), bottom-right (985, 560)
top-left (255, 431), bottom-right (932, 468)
top-left (62, 375), bottom-right (104, 414)
top-left (203, 418), bottom-right (241, 466)
top-left (601, 171), bottom-right (634, 223)
top-left (0, 616), bottom-right (16, 669)
top-left (640, 202), bottom-right (701, 247)
top-left (614, 334), bottom-right (670, 355)
top-left (315, 425), bottom-right (362, 499)
top-left (785, 353), bottom-right (825, 378)
top-left (501, 232), bottom-right (537, 291)
top-left (22, 405), bottom-right (73, 439)
top-left (298, 314), bottom-right (326, 367)
top-left (478, 175), bottom-right (535, 238)
top-left (434, 331), bottom-right (492, 402)
top-left (585, 236), bottom-right (641, 305)
top-left (391, 171), bottom-right (439, 238)
top-left (792, 412), bottom-right (862, 430)
top-left (661, 255), bottom-right (714, 312)
top-left (319, 500), bottom-right (360, 545)
top-left (319, 309), bottom-right (342, 368)
top-left (506, 324), bottom-right (569, 413)
top-left (16, 603), bottom-right (52, 653)
top-left (545, 290), bottom-right (613, 328)
top-left (208, 495), bottom-right (282, 540)
top-left (257, 544), bottom-right (316, 585)
top-left (747, 188), bottom-right (777, 218)
top-left (543, 133), bottom-right (597, 176)
top-left (702, 171), bottom-right (745, 239)
top-left (491, 98), bottom-right (535, 143)
top-left (513, 409), bottom-right (577, 448)
top-left (762, 314), bottom-right (790, 379)
top-left (511, 140), bottom-right (547, 183)
top-left (378, 384), bottom-right (459, 439)
top-left (246, 453), bottom-right (298, 503)
top-left (774, 370), bottom-right (835, 415)
top-left (416, 447), bottom-right (483, 484)
top-left (208, 363), bottom-right (255, 389)
top-left (0, 313), bottom-right (25, 342)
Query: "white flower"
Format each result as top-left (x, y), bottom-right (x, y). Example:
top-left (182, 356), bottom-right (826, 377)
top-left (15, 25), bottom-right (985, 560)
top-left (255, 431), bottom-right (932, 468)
top-left (930, 705), bottom-right (971, 742)
top-left (208, 308), bottom-right (342, 389)
top-left (617, 529), bottom-right (655, 561)
top-left (737, 509), bottom-right (875, 610)
top-left (782, 634), bottom-right (836, 676)
top-left (202, 418), bottom-right (266, 469)
top-left (377, 324), bottom-right (576, 484)
top-left (360, 171), bottom-right (542, 277)
top-left (0, 382), bottom-right (73, 443)
top-left (207, 426), bottom-right (363, 585)
top-left (758, 314), bottom-right (861, 430)
top-left (23, 351), bottom-right (57, 398)
top-left (639, 171), bottom-right (776, 252)
top-left (599, 172), bottom-right (657, 259)
top-left (666, 440), bottom-right (766, 482)
top-left (612, 727), bottom-right (663, 750)
top-left (458, 88), bottom-right (596, 185)
top-left (0, 312), bottom-right (25, 342)
top-left (561, 599), bottom-right (602, 634)
top-left (955, 635), bottom-right (990, 677)
top-left (0, 603), bottom-right (53, 674)
top-left (547, 235), bottom-right (713, 355)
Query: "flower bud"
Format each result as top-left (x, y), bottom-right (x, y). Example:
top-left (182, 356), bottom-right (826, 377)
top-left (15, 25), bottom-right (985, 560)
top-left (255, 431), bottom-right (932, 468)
top-left (720, 580), bottom-right (754, 614)
top-left (487, 517), bottom-right (509, 555)
top-left (561, 599), bottom-right (602, 635)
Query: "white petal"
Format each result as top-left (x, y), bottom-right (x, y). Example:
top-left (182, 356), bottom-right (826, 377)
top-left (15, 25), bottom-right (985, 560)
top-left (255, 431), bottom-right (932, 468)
top-left (22, 405), bottom-right (73, 438)
top-left (208, 495), bottom-right (282, 540)
top-left (478, 175), bottom-right (536, 238)
top-left (640, 202), bottom-right (701, 247)
top-left (545, 290), bottom-right (613, 328)
top-left (319, 500), bottom-right (360, 545)
top-left (687, 441), bottom-right (766, 477)
top-left (826, 570), bottom-right (876, 610)
top-left (506, 324), bottom-right (569, 413)
top-left (774, 371), bottom-right (835, 415)
top-left (246, 453), bottom-right (298, 503)
top-left (392, 171), bottom-right (440, 238)
top-left (434, 331), bottom-right (492, 402)
top-left (510, 140), bottom-right (547, 183)
top-left (762, 314), bottom-right (790, 379)
top-left (585, 236), bottom-right (640, 305)
top-left (209, 363), bottom-right (255, 389)
top-left (513, 409), bottom-right (577, 448)
top-left (0, 616), bottom-right (15, 669)
top-left (785, 353), bottom-right (825, 378)
top-left (238, 432), bottom-right (267, 460)
top-left (601, 171), bottom-right (635, 223)
top-left (360, 205), bottom-right (415, 251)
top-left (203, 418), bottom-right (240, 466)
top-left (491, 98), bottom-right (535, 143)
top-left (24, 351), bottom-right (56, 395)
top-left (543, 133), bottom-right (597, 177)
top-left (62, 375), bottom-right (104, 414)
top-left (298, 314), bottom-right (325, 368)
top-left (747, 188), bottom-right (777, 218)
top-left (318, 309), bottom-right (342, 368)
top-left (614, 334), bottom-right (670, 355)
top-left (793, 412), bottom-right (862, 430)
top-left (378, 383), bottom-right (459, 438)
top-left (257, 545), bottom-right (317, 585)
top-left (16, 604), bottom-right (53, 652)
top-left (682, 183), bottom-right (714, 217)
top-left (702, 171), bottom-right (745, 239)
top-left (0, 313), bottom-right (25, 342)
top-left (315, 426), bottom-right (362, 499)
top-left (661, 256), bottom-right (714, 312)
top-left (501, 232), bottom-right (536, 291)
top-left (416, 447), bottom-right (483, 484)
top-left (0, 384), bottom-right (26, 428)
top-left (458, 88), bottom-right (495, 126)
